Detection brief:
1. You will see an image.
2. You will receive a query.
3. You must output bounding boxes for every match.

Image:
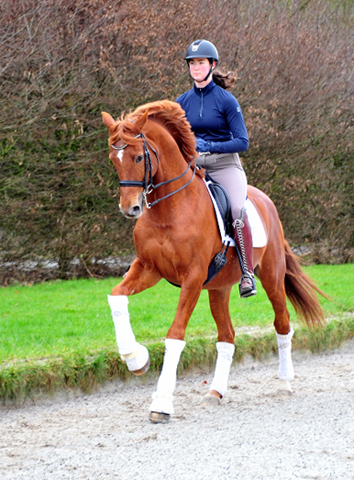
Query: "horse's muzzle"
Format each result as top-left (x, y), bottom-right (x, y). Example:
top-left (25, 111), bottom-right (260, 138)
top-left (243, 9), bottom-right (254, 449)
top-left (120, 204), bottom-right (142, 219)
top-left (119, 193), bottom-right (144, 219)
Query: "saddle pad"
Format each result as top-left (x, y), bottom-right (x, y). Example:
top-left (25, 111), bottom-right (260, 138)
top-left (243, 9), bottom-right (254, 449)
top-left (245, 197), bottom-right (267, 248)
top-left (204, 179), bottom-right (267, 249)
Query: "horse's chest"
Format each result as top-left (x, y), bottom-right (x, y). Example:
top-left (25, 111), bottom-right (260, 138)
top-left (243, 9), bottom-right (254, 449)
top-left (138, 232), bottom-right (193, 270)
top-left (143, 236), bottom-right (189, 259)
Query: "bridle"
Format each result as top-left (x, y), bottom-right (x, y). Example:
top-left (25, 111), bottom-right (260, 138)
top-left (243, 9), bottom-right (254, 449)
top-left (111, 133), bottom-right (196, 209)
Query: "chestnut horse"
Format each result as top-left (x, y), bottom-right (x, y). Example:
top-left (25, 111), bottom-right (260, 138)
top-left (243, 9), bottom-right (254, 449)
top-left (102, 100), bottom-right (324, 424)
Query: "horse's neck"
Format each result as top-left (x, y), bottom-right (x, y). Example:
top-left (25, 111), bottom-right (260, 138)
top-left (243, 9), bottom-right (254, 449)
top-left (145, 121), bottom-right (191, 182)
top-left (143, 124), bottom-right (202, 217)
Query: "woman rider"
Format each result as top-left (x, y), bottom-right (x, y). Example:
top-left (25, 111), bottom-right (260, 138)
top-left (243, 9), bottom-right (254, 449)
top-left (176, 39), bottom-right (256, 298)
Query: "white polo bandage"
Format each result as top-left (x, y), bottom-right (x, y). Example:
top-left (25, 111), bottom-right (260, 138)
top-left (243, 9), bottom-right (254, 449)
top-left (121, 343), bottom-right (149, 372)
top-left (108, 295), bottom-right (137, 355)
top-left (210, 342), bottom-right (235, 397)
top-left (149, 338), bottom-right (186, 414)
top-left (276, 328), bottom-right (295, 381)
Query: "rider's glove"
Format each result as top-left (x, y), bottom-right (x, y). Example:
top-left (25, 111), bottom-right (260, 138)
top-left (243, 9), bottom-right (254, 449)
top-left (196, 138), bottom-right (217, 153)
top-left (196, 138), bottom-right (208, 152)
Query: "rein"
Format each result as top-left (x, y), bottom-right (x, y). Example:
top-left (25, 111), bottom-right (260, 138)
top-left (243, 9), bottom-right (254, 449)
top-left (111, 133), bottom-right (195, 209)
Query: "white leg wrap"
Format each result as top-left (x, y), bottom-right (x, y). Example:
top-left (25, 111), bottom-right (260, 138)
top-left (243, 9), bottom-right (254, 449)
top-left (108, 295), bottom-right (149, 372)
top-left (276, 328), bottom-right (295, 381)
top-left (210, 342), bottom-right (235, 398)
top-left (149, 338), bottom-right (186, 415)
top-left (121, 343), bottom-right (149, 373)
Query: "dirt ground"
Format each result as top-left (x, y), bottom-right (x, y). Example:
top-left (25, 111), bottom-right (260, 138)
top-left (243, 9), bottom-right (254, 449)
top-left (1, 343), bottom-right (353, 480)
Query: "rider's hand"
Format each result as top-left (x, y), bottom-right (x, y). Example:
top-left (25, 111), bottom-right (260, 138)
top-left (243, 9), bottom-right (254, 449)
top-left (196, 137), bottom-right (215, 153)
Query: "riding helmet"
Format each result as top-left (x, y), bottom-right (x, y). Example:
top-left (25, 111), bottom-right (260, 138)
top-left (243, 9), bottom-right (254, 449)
top-left (185, 39), bottom-right (219, 65)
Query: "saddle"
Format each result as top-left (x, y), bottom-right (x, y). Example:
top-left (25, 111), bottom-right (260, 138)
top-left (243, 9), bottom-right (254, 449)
top-left (204, 172), bottom-right (233, 238)
top-left (203, 172), bottom-right (234, 285)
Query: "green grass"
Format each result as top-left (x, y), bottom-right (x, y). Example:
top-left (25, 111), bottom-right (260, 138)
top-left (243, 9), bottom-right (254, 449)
top-left (0, 264), bottom-right (353, 401)
top-left (1, 264), bottom-right (353, 363)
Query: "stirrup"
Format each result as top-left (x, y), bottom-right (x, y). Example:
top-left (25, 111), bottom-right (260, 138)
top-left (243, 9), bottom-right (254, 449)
top-left (239, 274), bottom-right (256, 298)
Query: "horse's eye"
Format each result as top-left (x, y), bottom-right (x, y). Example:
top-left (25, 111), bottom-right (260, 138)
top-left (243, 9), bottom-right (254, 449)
top-left (135, 155), bottom-right (143, 164)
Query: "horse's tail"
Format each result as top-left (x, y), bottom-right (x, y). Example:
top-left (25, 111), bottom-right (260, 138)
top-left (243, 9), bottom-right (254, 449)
top-left (284, 240), bottom-right (327, 326)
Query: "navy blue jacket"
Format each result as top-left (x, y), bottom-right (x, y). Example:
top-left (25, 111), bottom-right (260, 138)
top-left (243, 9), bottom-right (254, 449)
top-left (176, 80), bottom-right (249, 154)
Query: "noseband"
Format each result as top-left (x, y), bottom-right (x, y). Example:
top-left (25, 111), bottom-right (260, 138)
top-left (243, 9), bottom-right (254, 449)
top-left (111, 133), bottom-right (195, 209)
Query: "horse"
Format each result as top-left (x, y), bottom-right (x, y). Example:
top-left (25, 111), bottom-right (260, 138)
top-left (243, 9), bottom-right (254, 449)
top-left (101, 100), bottom-right (325, 424)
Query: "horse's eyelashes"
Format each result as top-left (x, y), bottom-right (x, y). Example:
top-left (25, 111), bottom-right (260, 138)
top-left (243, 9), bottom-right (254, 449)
top-left (135, 155), bottom-right (143, 164)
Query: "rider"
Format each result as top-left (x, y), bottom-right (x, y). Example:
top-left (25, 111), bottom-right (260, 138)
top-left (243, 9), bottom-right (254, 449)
top-left (176, 39), bottom-right (256, 298)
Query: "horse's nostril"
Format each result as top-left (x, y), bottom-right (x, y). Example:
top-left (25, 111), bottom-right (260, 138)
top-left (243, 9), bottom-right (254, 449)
top-left (132, 205), bottom-right (141, 214)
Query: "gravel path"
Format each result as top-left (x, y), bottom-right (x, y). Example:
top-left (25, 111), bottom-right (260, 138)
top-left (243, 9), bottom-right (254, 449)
top-left (1, 344), bottom-right (353, 480)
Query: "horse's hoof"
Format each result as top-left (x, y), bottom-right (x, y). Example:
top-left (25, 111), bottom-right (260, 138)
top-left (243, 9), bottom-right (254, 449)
top-left (149, 411), bottom-right (170, 424)
top-left (277, 389), bottom-right (293, 397)
top-left (131, 357), bottom-right (150, 376)
top-left (201, 391), bottom-right (222, 407)
top-left (277, 380), bottom-right (294, 396)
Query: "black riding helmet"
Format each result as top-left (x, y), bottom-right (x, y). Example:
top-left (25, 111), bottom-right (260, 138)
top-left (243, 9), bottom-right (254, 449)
top-left (185, 39), bottom-right (219, 82)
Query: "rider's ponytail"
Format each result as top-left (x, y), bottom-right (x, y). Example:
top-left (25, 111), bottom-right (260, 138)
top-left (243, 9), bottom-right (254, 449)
top-left (212, 70), bottom-right (237, 90)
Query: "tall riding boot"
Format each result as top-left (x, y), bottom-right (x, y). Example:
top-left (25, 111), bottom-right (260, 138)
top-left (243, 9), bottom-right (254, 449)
top-left (232, 208), bottom-right (256, 298)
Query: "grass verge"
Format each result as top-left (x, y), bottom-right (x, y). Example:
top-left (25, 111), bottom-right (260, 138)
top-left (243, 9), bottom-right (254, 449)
top-left (1, 318), bottom-right (353, 404)
top-left (0, 264), bottom-right (353, 403)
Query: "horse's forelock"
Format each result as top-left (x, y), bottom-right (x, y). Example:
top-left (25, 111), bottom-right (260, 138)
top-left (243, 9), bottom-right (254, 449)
top-left (108, 115), bottom-right (142, 147)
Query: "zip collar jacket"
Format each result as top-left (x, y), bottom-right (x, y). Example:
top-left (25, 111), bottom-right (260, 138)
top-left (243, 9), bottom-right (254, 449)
top-left (176, 80), bottom-right (249, 154)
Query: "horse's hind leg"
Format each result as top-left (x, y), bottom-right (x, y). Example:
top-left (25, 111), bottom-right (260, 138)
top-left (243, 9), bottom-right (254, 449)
top-left (202, 288), bottom-right (235, 406)
top-left (276, 327), bottom-right (295, 393)
top-left (257, 253), bottom-right (294, 393)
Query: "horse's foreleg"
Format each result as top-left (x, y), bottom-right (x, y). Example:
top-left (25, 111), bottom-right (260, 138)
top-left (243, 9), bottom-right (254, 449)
top-left (108, 295), bottom-right (150, 375)
top-left (149, 338), bottom-right (186, 422)
top-left (149, 279), bottom-right (203, 422)
top-left (108, 259), bottom-right (161, 375)
top-left (203, 288), bottom-right (235, 405)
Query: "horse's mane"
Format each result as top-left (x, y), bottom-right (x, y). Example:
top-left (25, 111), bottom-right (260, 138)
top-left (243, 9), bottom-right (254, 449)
top-left (108, 100), bottom-right (197, 163)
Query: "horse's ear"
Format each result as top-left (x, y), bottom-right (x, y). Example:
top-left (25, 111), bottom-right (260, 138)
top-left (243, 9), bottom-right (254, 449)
top-left (133, 108), bottom-right (149, 131)
top-left (102, 112), bottom-right (116, 129)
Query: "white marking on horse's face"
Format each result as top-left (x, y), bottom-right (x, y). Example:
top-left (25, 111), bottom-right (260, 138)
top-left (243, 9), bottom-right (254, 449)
top-left (117, 150), bottom-right (124, 163)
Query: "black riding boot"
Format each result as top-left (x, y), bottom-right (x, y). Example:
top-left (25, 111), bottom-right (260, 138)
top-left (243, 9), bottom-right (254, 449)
top-left (232, 208), bottom-right (256, 298)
